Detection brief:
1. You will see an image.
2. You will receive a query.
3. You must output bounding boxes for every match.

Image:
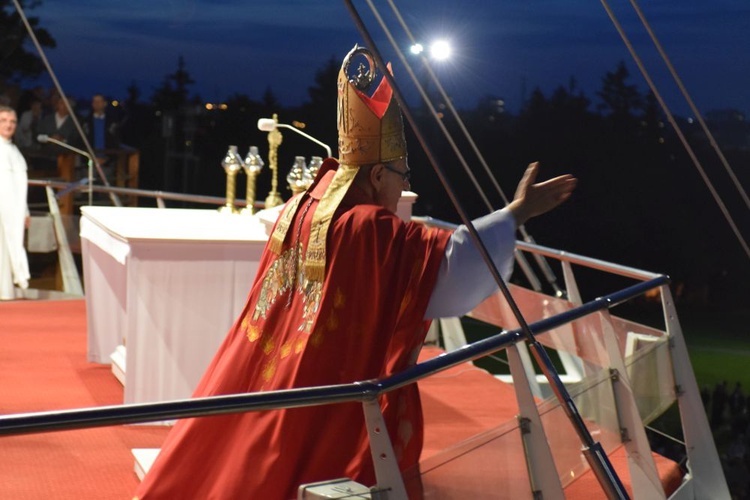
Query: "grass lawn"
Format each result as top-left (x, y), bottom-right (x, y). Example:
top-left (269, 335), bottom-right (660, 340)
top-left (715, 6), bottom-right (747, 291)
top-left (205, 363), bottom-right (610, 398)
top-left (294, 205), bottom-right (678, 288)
top-left (677, 307), bottom-right (750, 391)
top-left (688, 348), bottom-right (750, 391)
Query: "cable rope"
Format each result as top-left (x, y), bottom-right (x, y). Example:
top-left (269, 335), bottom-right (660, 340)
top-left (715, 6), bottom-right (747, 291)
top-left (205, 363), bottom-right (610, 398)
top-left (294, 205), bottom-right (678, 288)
top-left (645, 425), bottom-right (686, 447)
top-left (11, 0), bottom-right (121, 207)
top-left (599, 0), bottom-right (750, 259)
top-left (363, 1), bottom-right (548, 296)
top-left (362, 0), bottom-right (552, 294)
top-left (627, 0), bottom-right (750, 211)
top-left (385, 0), bottom-right (564, 296)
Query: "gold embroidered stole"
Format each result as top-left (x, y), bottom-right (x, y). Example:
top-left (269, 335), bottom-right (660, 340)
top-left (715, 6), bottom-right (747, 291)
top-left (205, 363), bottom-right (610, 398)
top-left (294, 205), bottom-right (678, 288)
top-left (267, 165), bottom-right (359, 283)
top-left (304, 165), bottom-right (358, 282)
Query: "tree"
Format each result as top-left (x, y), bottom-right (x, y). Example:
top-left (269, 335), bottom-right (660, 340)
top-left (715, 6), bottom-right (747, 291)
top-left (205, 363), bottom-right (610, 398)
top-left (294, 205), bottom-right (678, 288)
top-left (0, 0), bottom-right (56, 83)
top-left (513, 81), bottom-right (595, 159)
top-left (151, 55), bottom-right (195, 111)
top-left (261, 86), bottom-right (280, 112)
top-left (125, 80), bottom-right (141, 106)
top-left (169, 55), bottom-right (195, 103)
top-left (596, 61), bottom-right (643, 121)
top-left (300, 56), bottom-right (339, 151)
top-left (306, 56), bottom-right (338, 110)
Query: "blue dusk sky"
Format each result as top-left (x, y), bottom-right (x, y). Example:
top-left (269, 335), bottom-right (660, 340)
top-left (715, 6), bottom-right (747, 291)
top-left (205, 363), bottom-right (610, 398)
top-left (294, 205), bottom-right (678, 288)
top-left (16, 0), bottom-right (750, 116)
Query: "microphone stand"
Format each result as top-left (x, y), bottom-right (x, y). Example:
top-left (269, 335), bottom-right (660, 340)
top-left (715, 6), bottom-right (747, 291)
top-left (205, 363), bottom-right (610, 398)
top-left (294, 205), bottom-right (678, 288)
top-left (258, 118), bottom-right (332, 158)
top-left (343, 2), bottom-right (629, 498)
top-left (39, 135), bottom-right (94, 207)
top-left (272, 123), bottom-right (332, 159)
top-left (256, 117), bottom-right (333, 205)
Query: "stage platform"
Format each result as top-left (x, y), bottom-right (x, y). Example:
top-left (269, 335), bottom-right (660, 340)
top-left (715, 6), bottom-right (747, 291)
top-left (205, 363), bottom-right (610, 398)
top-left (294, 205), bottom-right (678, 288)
top-left (0, 299), bottom-right (682, 498)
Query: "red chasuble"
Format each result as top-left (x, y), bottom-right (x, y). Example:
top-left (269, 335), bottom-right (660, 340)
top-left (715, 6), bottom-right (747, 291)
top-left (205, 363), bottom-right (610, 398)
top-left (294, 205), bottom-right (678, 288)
top-left (135, 161), bottom-right (451, 500)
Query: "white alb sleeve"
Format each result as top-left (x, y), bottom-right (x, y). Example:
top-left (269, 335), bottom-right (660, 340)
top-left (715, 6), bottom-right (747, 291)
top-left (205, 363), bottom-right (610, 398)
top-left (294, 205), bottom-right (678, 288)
top-left (424, 208), bottom-right (517, 319)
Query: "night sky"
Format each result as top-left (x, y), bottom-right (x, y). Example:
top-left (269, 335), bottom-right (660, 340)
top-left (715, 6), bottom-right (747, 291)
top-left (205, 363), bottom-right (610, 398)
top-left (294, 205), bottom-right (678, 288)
top-left (18, 0), bottom-right (750, 116)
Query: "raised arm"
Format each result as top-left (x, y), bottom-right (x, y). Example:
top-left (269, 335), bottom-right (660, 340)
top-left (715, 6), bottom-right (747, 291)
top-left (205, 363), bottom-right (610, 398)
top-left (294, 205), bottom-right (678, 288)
top-left (425, 162), bottom-right (577, 319)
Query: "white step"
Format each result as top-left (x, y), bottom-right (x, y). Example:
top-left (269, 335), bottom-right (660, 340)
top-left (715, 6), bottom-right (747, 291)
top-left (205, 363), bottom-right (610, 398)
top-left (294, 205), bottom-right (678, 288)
top-left (133, 448), bottom-right (160, 481)
top-left (110, 345), bottom-right (126, 386)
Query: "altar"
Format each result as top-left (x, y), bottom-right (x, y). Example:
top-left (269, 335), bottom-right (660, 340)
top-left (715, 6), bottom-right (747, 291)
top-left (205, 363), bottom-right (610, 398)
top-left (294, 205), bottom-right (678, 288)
top-left (80, 190), bottom-right (416, 405)
top-left (80, 206), bottom-right (269, 404)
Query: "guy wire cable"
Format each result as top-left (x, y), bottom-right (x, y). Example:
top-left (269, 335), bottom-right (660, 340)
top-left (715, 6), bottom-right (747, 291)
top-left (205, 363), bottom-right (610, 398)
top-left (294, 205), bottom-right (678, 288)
top-left (627, 0), bottom-right (750, 211)
top-left (599, 0), bottom-right (750, 260)
top-left (11, 0), bottom-right (122, 207)
top-left (364, 3), bottom-right (545, 295)
top-left (384, 0), bottom-right (555, 295)
top-left (356, 0), bottom-right (545, 295)
top-left (385, 0), bottom-right (565, 298)
top-left (344, 1), bottom-right (629, 498)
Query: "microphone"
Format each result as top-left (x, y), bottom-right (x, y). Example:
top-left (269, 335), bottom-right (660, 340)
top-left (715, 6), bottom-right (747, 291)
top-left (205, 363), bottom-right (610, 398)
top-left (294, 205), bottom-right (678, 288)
top-left (257, 118), bottom-right (276, 132)
top-left (257, 118), bottom-right (332, 158)
top-left (37, 134), bottom-right (49, 143)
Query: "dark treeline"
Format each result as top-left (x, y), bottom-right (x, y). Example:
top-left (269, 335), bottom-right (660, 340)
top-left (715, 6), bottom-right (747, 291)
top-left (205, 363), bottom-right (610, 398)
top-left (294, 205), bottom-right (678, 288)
top-left (109, 56), bottom-right (748, 309)
top-left (1, 1), bottom-right (746, 307)
top-left (3, 38), bottom-right (748, 309)
top-left (413, 63), bottom-right (750, 309)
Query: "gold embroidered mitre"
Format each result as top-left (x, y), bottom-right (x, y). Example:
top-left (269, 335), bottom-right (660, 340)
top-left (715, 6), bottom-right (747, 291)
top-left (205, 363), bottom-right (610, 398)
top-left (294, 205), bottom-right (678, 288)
top-left (269, 45), bottom-right (407, 283)
top-left (337, 45), bottom-right (407, 166)
top-left (304, 45), bottom-right (407, 282)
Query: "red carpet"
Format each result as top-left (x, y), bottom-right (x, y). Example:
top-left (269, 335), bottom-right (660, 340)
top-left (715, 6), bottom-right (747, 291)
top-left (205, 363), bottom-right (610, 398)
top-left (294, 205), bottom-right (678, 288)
top-left (0, 300), bottom-right (168, 499)
top-left (0, 300), bottom-right (682, 498)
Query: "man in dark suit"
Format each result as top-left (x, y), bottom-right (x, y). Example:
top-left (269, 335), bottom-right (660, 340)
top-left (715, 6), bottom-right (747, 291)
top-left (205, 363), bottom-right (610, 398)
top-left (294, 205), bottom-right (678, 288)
top-left (37, 95), bottom-right (78, 145)
top-left (83, 93), bottom-right (120, 151)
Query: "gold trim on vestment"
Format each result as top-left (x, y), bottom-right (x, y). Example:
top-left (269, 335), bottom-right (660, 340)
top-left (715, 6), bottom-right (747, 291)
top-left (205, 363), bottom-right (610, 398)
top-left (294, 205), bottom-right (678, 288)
top-left (304, 165), bottom-right (358, 282)
top-left (268, 193), bottom-right (304, 255)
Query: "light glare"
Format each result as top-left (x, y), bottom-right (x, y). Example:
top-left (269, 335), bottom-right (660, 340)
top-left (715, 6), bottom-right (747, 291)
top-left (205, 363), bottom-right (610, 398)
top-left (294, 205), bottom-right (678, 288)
top-left (430, 40), bottom-right (452, 61)
top-left (410, 43), bottom-right (424, 55)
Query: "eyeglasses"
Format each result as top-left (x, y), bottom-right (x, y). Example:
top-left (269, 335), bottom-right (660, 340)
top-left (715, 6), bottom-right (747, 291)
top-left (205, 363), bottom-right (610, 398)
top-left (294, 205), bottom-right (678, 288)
top-left (383, 164), bottom-right (411, 182)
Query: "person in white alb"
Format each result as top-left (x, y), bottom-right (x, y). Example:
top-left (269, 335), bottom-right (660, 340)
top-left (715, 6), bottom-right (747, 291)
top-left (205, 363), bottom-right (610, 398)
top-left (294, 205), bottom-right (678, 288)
top-left (0, 105), bottom-right (31, 300)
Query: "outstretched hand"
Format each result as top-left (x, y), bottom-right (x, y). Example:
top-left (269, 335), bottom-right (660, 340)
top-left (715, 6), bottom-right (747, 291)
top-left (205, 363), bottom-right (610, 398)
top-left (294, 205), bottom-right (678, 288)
top-left (508, 162), bottom-right (577, 227)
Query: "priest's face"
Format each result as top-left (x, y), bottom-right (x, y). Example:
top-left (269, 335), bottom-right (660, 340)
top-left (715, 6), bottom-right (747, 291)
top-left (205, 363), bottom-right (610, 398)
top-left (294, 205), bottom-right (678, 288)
top-left (0, 110), bottom-right (17, 141)
top-left (374, 158), bottom-right (411, 213)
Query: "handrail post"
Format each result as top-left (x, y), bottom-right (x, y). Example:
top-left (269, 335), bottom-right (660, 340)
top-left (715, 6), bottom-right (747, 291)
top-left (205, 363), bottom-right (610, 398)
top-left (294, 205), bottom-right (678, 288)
top-left (660, 285), bottom-right (731, 499)
top-left (45, 186), bottom-right (83, 295)
top-left (361, 398), bottom-right (408, 499)
top-left (598, 310), bottom-right (665, 499)
top-left (561, 261), bottom-right (592, 391)
top-left (508, 344), bottom-right (565, 499)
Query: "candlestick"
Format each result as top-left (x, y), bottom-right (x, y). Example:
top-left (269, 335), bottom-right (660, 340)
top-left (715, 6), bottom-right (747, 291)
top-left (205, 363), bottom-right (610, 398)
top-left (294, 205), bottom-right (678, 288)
top-left (219, 145), bottom-right (242, 214)
top-left (264, 114), bottom-right (284, 208)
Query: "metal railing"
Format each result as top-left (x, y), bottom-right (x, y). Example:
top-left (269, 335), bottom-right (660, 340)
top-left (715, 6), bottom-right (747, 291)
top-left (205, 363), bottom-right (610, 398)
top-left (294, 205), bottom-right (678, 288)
top-left (14, 181), bottom-right (727, 497)
top-left (0, 277), bottom-right (664, 436)
top-left (9, 191), bottom-right (670, 437)
top-left (413, 215), bottom-right (661, 282)
top-left (27, 179), bottom-right (265, 211)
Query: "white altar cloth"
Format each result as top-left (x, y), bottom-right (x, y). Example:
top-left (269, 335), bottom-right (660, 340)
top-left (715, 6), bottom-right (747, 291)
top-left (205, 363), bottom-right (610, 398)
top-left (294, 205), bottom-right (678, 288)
top-left (80, 206), bottom-right (268, 404)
